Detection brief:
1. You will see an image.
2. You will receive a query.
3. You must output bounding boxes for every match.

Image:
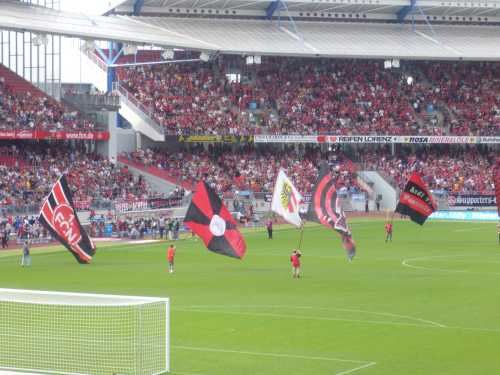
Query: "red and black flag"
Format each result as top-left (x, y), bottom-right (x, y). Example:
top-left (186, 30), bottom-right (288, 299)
top-left (307, 163), bottom-right (356, 260)
top-left (495, 160), bottom-right (500, 217)
top-left (184, 181), bottom-right (246, 259)
top-left (395, 172), bottom-right (437, 225)
top-left (39, 175), bottom-right (96, 264)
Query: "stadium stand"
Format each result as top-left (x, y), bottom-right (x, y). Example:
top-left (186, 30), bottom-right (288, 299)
top-left (360, 147), bottom-right (496, 195)
top-left (116, 56), bottom-right (499, 136)
top-left (0, 65), bottom-right (100, 132)
top-left (122, 145), bottom-right (361, 195)
top-left (0, 144), bottom-right (182, 214)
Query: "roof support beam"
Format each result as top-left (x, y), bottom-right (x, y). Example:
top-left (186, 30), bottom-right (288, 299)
top-left (266, 0), bottom-right (281, 20)
top-left (133, 0), bottom-right (144, 16)
top-left (397, 0), bottom-right (416, 22)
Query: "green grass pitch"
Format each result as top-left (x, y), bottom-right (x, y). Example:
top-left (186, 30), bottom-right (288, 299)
top-left (0, 218), bottom-right (499, 375)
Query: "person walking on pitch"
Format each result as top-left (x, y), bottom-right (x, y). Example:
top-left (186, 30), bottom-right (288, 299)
top-left (385, 222), bottom-right (393, 242)
top-left (167, 244), bottom-right (176, 273)
top-left (21, 240), bottom-right (31, 267)
top-left (266, 219), bottom-right (273, 239)
top-left (290, 249), bottom-right (302, 278)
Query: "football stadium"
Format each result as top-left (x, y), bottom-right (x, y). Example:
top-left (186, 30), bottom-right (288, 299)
top-left (0, 0), bottom-right (499, 374)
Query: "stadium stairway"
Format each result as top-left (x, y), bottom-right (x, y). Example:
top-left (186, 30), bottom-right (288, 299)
top-left (117, 155), bottom-right (189, 195)
top-left (79, 50), bottom-right (165, 142)
top-left (114, 83), bottom-right (165, 142)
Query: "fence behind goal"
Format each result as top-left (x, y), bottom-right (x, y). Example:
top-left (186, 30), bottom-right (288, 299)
top-left (0, 289), bottom-right (169, 375)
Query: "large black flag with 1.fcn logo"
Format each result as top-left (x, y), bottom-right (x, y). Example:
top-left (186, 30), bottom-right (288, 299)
top-left (395, 172), bottom-right (437, 225)
top-left (39, 175), bottom-right (96, 264)
top-left (184, 181), bottom-right (246, 259)
top-left (307, 164), bottom-right (356, 261)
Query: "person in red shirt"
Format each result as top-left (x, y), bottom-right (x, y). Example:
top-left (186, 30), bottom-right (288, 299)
top-left (290, 249), bottom-right (302, 279)
top-left (167, 244), bottom-right (176, 274)
top-left (385, 222), bottom-right (393, 243)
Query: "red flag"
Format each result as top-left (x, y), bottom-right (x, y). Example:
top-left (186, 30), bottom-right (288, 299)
top-left (184, 181), bottom-right (246, 259)
top-left (307, 163), bottom-right (356, 261)
top-left (395, 172), bottom-right (437, 225)
top-left (39, 175), bottom-right (96, 264)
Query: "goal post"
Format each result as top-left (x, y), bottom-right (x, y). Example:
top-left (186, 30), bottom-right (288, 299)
top-left (0, 289), bottom-right (170, 375)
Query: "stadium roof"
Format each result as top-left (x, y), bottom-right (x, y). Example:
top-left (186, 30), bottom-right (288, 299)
top-left (113, 0), bottom-right (500, 22)
top-left (0, 0), bottom-right (499, 60)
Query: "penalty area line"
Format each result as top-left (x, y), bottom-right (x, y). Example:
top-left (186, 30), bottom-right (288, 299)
top-left (173, 345), bottom-right (372, 364)
top-left (173, 345), bottom-right (376, 375)
top-left (336, 362), bottom-right (378, 375)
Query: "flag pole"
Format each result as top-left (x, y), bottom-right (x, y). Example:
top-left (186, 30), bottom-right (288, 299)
top-left (390, 210), bottom-right (396, 224)
top-left (298, 222), bottom-right (305, 251)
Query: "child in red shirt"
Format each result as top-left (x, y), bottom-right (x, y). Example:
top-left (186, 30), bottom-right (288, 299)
top-left (167, 245), bottom-right (176, 273)
top-left (385, 222), bottom-right (393, 243)
top-left (290, 250), bottom-right (302, 278)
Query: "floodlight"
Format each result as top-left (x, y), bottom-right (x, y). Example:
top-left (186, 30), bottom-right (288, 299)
top-left (200, 52), bottom-right (210, 62)
top-left (123, 45), bottom-right (138, 56)
top-left (162, 49), bottom-right (175, 60)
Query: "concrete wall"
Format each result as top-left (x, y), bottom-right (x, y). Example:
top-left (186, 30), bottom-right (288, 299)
top-left (80, 52), bottom-right (107, 92)
top-left (358, 171), bottom-right (398, 211)
top-left (95, 112), bottom-right (118, 162)
top-left (116, 128), bottom-right (137, 155)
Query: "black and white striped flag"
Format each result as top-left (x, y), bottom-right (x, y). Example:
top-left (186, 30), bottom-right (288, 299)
top-left (39, 175), bottom-right (96, 264)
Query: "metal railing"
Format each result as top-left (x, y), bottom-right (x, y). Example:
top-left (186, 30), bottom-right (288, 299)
top-left (64, 93), bottom-right (120, 110)
top-left (114, 82), bottom-right (165, 135)
top-left (84, 49), bottom-right (108, 72)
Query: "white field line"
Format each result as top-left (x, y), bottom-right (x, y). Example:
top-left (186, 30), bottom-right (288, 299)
top-left (174, 345), bottom-right (370, 364)
top-left (335, 362), bottom-right (378, 375)
top-left (171, 371), bottom-right (208, 375)
top-left (180, 304), bottom-right (445, 328)
top-left (452, 226), bottom-right (491, 232)
top-left (402, 254), bottom-right (500, 276)
top-left (175, 305), bottom-right (500, 334)
top-left (174, 345), bottom-right (377, 375)
top-left (173, 308), bottom-right (440, 329)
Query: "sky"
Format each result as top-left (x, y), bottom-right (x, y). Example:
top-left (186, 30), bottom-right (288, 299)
top-left (59, 0), bottom-right (125, 15)
top-left (59, 0), bottom-right (126, 83)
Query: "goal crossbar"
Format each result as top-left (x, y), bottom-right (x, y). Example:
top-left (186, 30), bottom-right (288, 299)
top-left (0, 288), bottom-right (168, 306)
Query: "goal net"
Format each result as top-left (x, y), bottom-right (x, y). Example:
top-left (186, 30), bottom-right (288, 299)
top-left (0, 289), bottom-right (169, 375)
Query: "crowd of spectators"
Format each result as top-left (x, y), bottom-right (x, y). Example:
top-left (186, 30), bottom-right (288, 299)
top-left (117, 56), bottom-right (499, 136)
top-left (90, 214), bottom-right (183, 240)
top-left (417, 62), bottom-right (500, 136)
top-left (360, 147), bottom-right (496, 194)
top-left (0, 75), bottom-right (99, 132)
top-left (122, 145), bottom-right (361, 195)
top-left (1, 215), bottom-right (50, 248)
top-left (0, 143), bottom-right (168, 213)
top-left (118, 62), bottom-right (254, 135)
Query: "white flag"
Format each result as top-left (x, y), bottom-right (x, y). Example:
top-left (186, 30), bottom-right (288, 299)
top-left (271, 169), bottom-right (304, 227)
